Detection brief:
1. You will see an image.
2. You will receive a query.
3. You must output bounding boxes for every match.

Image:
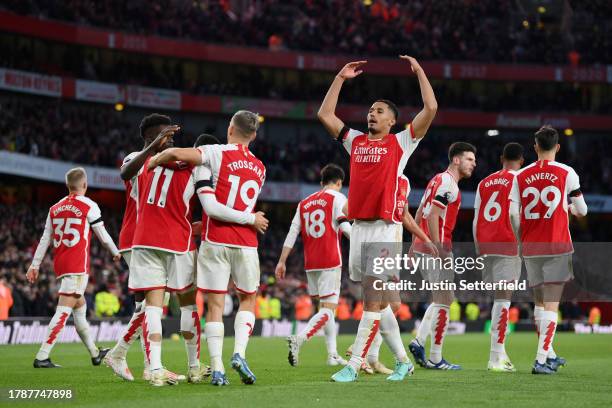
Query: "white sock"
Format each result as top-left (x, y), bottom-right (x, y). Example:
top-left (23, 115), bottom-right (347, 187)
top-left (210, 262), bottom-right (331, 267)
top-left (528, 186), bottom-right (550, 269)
top-left (298, 308), bottom-right (333, 344)
top-left (73, 304), bottom-right (99, 357)
top-left (36, 306), bottom-right (72, 360)
top-left (144, 306), bottom-right (163, 371)
top-left (180, 305), bottom-right (201, 368)
top-left (366, 332), bottom-right (383, 364)
top-left (534, 306), bottom-right (557, 359)
top-left (347, 311), bottom-right (381, 371)
top-left (205, 322), bottom-right (224, 373)
top-left (234, 311), bottom-right (255, 359)
top-left (536, 310), bottom-right (557, 364)
top-left (323, 311), bottom-right (338, 356)
top-left (380, 305), bottom-right (409, 363)
top-left (490, 300), bottom-right (510, 362)
top-left (429, 304), bottom-right (450, 364)
top-left (415, 303), bottom-right (436, 346)
top-left (112, 301), bottom-right (145, 359)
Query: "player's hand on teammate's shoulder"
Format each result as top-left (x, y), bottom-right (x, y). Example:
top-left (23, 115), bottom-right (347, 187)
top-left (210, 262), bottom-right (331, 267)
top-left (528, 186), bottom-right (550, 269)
top-left (253, 211), bottom-right (269, 234)
top-left (399, 55), bottom-right (422, 74)
top-left (275, 262), bottom-right (286, 280)
top-left (337, 61), bottom-right (367, 80)
top-left (26, 266), bottom-right (39, 284)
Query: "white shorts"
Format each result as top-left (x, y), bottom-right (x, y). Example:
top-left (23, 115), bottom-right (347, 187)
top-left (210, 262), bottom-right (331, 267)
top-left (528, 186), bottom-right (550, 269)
top-left (306, 268), bottom-right (342, 304)
top-left (128, 248), bottom-right (195, 292)
top-left (482, 256), bottom-right (522, 284)
top-left (58, 274), bottom-right (88, 296)
top-left (349, 220), bottom-right (402, 282)
top-left (524, 255), bottom-right (573, 288)
top-left (197, 242), bottom-right (260, 295)
top-left (121, 250), bottom-right (132, 268)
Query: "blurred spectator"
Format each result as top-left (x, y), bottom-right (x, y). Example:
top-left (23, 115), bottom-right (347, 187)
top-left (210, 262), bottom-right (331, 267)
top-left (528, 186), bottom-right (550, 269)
top-left (450, 300), bottom-right (461, 322)
top-left (294, 291), bottom-right (313, 321)
top-left (3, 0), bottom-right (610, 64)
top-left (396, 303), bottom-right (412, 321)
top-left (0, 275), bottom-right (13, 319)
top-left (588, 307), bottom-right (601, 325)
top-left (465, 303), bottom-right (480, 321)
top-left (95, 284), bottom-right (120, 317)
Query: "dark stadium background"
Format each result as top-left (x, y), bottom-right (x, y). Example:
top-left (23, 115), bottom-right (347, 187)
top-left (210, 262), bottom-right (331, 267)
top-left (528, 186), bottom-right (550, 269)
top-left (1, 0), bottom-right (611, 331)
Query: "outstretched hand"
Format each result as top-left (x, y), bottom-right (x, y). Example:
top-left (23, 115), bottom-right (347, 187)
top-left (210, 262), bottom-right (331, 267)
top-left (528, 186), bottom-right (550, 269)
top-left (151, 125), bottom-right (180, 150)
top-left (399, 55), bottom-right (422, 74)
top-left (337, 61), bottom-right (367, 80)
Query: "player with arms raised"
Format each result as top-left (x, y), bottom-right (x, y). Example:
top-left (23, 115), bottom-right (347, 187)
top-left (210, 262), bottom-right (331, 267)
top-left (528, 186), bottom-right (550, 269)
top-left (510, 126), bottom-right (587, 374)
top-left (473, 143), bottom-right (524, 372)
top-left (148, 110), bottom-right (267, 386)
top-left (27, 168), bottom-right (120, 368)
top-left (317, 56), bottom-right (437, 382)
top-left (408, 142), bottom-right (476, 370)
top-left (275, 164), bottom-right (351, 367)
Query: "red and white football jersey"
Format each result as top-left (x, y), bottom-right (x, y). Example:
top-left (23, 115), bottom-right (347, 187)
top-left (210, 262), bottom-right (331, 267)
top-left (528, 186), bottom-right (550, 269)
top-left (474, 169), bottom-right (519, 257)
top-left (339, 124), bottom-right (420, 223)
top-left (131, 158), bottom-right (197, 253)
top-left (295, 189), bottom-right (348, 271)
top-left (46, 194), bottom-right (103, 277)
top-left (414, 171), bottom-right (461, 251)
top-left (118, 151), bottom-right (140, 252)
top-left (393, 175), bottom-right (411, 223)
top-left (197, 144), bottom-right (266, 248)
top-left (510, 160), bottom-right (581, 257)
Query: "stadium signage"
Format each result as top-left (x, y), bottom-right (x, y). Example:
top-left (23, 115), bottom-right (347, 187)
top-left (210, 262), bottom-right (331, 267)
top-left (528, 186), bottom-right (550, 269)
top-left (0, 68), bottom-right (61, 97)
top-left (2, 11), bottom-right (612, 84)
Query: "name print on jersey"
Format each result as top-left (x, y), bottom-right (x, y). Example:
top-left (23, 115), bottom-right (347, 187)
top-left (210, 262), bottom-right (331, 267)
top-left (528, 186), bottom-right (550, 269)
top-left (524, 172), bottom-right (559, 185)
top-left (226, 159), bottom-right (266, 183)
top-left (52, 205), bottom-right (83, 217)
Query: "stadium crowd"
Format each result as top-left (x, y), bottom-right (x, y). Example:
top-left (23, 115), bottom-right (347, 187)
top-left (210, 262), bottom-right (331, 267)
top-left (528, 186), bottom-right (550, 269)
top-left (3, 0), bottom-right (611, 64)
top-left (2, 38), bottom-right (610, 115)
top-left (1, 98), bottom-right (611, 194)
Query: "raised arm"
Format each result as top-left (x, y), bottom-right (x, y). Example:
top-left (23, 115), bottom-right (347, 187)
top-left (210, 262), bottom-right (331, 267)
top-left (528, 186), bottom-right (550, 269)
top-left (317, 61), bottom-right (367, 138)
top-left (399, 56), bottom-right (437, 139)
top-left (148, 147), bottom-right (202, 169)
top-left (121, 125), bottom-right (179, 180)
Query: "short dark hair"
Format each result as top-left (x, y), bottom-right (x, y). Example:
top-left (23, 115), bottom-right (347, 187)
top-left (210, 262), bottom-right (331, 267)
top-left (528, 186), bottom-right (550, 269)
top-left (139, 113), bottom-right (171, 139)
top-left (374, 99), bottom-right (399, 120)
top-left (193, 133), bottom-right (220, 147)
top-left (448, 142), bottom-right (477, 161)
top-left (502, 142), bottom-right (524, 161)
top-left (534, 125), bottom-right (559, 151)
top-left (321, 164), bottom-right (345, 185)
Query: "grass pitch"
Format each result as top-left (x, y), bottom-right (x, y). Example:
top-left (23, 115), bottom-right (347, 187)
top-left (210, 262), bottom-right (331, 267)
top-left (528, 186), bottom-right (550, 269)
top-left (1, 333), bottom-right (611, 408)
